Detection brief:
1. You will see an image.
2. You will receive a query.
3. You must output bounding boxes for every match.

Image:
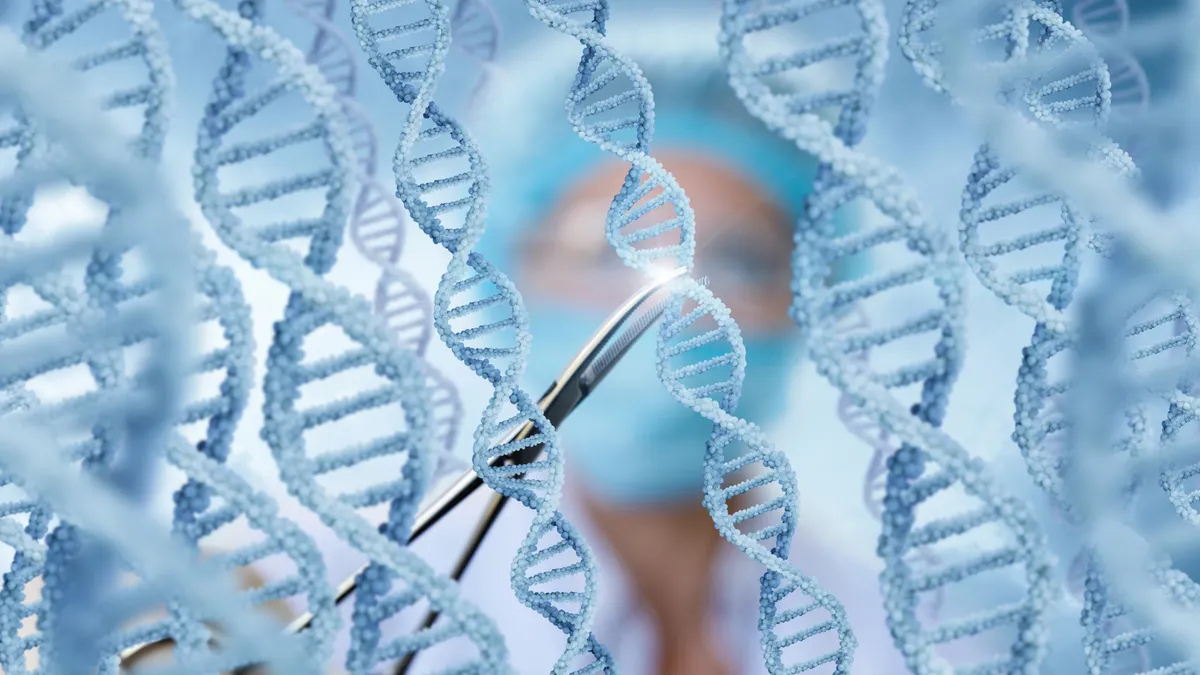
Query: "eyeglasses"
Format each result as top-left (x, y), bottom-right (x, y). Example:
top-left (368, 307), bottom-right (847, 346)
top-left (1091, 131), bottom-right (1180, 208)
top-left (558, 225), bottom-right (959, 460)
top-left (522, 225), bottom-right (794, 331)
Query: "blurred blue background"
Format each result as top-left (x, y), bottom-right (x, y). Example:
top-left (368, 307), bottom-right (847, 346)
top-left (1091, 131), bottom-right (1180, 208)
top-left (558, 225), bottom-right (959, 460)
top-left (0, 0), bottom-right (1195, 670)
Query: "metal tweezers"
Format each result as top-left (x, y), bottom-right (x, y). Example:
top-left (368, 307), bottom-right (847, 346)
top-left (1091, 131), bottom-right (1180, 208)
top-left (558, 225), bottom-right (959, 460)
top-left (118, 266), bottom-right (687, 673)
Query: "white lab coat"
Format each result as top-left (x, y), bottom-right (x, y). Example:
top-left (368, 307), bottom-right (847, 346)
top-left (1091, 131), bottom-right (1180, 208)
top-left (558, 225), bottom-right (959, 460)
top-left (256, 475), bottom-right (912, 674)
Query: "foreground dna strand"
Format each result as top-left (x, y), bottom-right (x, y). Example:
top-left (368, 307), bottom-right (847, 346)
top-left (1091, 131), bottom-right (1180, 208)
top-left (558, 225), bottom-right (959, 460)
top-left (285, 0), bottom-right (466, 479)
top-left (1158, 310), bottom-right (1200, 528)
top-left (719, 0), bottom-right (1060, 672)
top-left (0, 32), bottom-right (326, 674)
top-left (350, 0), bottom-right (612, 670)
top-left (183, 0), bottom-right (514, 670)
top-left (517, 0), bottom-right (872, 672)
top-left (912, 2), bottom-right (1200, 671)
top-left (1065, 251), bottom-right (1200, 674)
top-left (0, 0), bottom-right (177, 668)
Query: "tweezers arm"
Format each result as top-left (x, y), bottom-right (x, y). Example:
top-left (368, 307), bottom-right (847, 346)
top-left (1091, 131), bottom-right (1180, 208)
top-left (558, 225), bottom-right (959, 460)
top-left (283, 414), bottom-right (543, 634)
top-left (118, 416), bottom-right (542, 668)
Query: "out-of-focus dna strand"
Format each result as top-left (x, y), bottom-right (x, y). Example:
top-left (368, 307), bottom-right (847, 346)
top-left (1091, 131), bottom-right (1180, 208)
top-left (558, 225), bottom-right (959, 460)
top-left (919, 0), bottom-right (1182, 561)
top-left (834, 305), bottom-right (892, 520)
top-left (184, 0), bottom-right (514, 671)
top-left (450, 0), bottom-right (500, 113)
top-left (834, 305), bottom-right (947, 626)
top-left (1064, 249), bottom-right (1200, 674)
top-left (1159, 313), bottom-right (1200, 528)
top-left (0, 0), bottom-right (346, 669)
top-left (2, 0), bottom-right (179, 669)
top-left (284, 0), bottom-right (466, 481)
top-left (911, 0), bottom-right (1144, 515)
top-left (0, 30), bottom-right (326, 675)
top-left (1068, 0), bottom-right (1151, 174)
top-left (921, 1), bottom-right (1200, 672)
top-left (350, 0), bottom-right (612, 670)
top-left (721, 0), bottom-right (1059, 672)
top-left (1072, 0), bottom-right (1129, 37)
top-left (520, 0), bottom-right (873, 672)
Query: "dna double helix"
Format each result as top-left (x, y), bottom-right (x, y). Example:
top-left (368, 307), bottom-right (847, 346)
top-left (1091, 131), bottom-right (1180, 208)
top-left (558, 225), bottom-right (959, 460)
top-left (718, 0), bottom-right (1061, 672)
top-left (515, 0), bottom-right (906, 672)
top-left (350, 0), bottom-right (614, 670)
top-left (449, 0), bottom-right (500, 113)
top-left (1067, 250), bottom-right (1200, 674)
top-left (1073, 0), bottom-right (1128, 36)
top-left (903, 0), bottom-right (1200, 671)
top-left (1068, 0), bottom-right (1151, 173)
top-left (0, 28), bottom-right (330, 673)
top-left (285, 0), bottom-right (468, 481)
top-left (2, 0), bottom-right (176, 667)
top-left (834, 305), bottom-right (947, 626)
top-left (0, 0), bottom-right (347, 669)
top-left (183, 0), bottom-right (517, 670)
top-left (834, 304), bottom-right (892, 521)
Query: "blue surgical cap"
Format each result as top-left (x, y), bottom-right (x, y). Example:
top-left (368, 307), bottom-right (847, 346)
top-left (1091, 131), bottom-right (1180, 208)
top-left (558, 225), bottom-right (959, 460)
top-left (469, 9), bottom-right (871, 284)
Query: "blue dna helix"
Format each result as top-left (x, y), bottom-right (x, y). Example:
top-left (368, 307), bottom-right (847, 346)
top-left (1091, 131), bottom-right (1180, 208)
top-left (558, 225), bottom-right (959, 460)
top-left (184, 0), bottom-right (516, 670)
top-left (516, 0), bottom-right (904, 672)
top-left (718, 0), bottom-right (1061, 673)
top-left (349, 0), bottom-right (615, 670)
top-left (0, 28), bottom-right (327, 674)
top-left (285, 0), bottom-right (468, 482)
top-left (900, 0), bottom-right (1200, 671)
top-left (0, 0), bottom-right (343, 668)
top-left (833, 305), bottom-right (947, 627)
top-left (1065, 247), bottom-right (1200, 674)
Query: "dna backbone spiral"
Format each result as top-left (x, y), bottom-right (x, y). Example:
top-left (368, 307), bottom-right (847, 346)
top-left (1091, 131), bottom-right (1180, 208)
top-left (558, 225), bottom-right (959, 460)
top-left (1066, 248), bottom-right (1200, 674)
top-left (900, 0), bottom-right (1200, 672)
top-left (0, 0), bottom-right (345, 669)
top-left (834, 305), bottom-right (946, 627)
top-left (507, 0), bottom-right (953, 673)
top-left (716, 0), bottom-right (1065, 673)
top-left (349, 0), bottom-right (618, 670)
top-left (285, 0), bottom-right (475, 484)
top-left (0, 26), bottom-right (330, 674)
top-left (182, 0), bottom-right (530, 671)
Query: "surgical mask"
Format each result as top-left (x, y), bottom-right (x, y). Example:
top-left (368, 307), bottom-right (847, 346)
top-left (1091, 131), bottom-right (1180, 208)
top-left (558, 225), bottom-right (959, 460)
top-left (522, 303), bottom-right (801, 505)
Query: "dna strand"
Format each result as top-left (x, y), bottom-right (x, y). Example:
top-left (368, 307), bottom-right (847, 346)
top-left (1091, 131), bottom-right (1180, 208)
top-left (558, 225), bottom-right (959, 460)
top-left (835, 305), bottom-right (947, 626)
top-left (0, 31), bottom-right (329, 675)
top-left (0, 246), bottom-right (342, 673)
top-left (719, 0), bottom-right (1064, 672)
top-left (1072, 0), bottom-right (1129, 37)
top-left (0, 0), bottom-right (345, 668)
top-left (1, 0), bottom-right (172, 233)
top-left (1068, 0), bottom-right (1150, 166)
top-left (0, 0), bottom-right (177, 668)
top-left (515, 1), bottom-right (879, 672)
top-left (923, 2), bottom-right (1138, 511)
top-left (350, 1), bottom-right (613, 670)
top-left (834, 305), bottom-right (892, 520)
top-left (449, 0), bottom-right (500, 113)
top-left (284, 0), bottom-right (466, 480)
top-left (1065, 253), bottom-right (1200, 674)
top-left (1158, 313), bottom-right (1200, 528)
top-left (184, 0), bottom-right (515, 671)
top-left (908, 0), bottom-right (1200, 671)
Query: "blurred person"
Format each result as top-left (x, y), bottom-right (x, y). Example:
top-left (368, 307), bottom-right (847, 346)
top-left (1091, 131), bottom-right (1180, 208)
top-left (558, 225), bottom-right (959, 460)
top-left (238, 7), bottom-right (900, 675)
top-left (408, 9), bottom-right (902, 675)
top-left (241, 7), bottom-right (911, 675)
